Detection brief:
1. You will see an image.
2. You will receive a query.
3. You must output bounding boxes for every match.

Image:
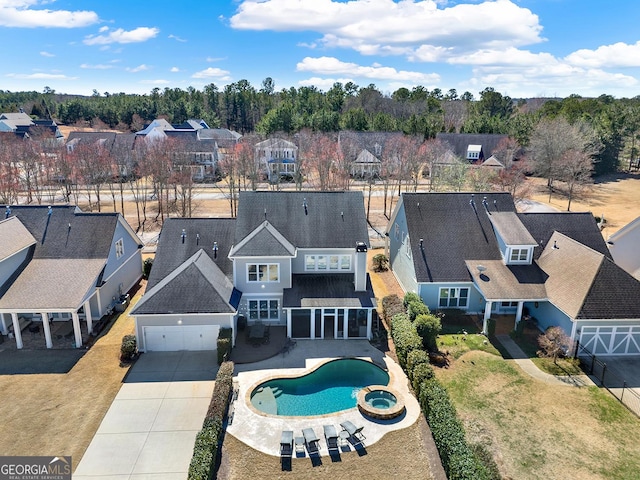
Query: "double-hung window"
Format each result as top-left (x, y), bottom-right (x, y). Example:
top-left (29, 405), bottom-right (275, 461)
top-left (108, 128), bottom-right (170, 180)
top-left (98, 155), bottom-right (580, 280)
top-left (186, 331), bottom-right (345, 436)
top-left (305, 255), bottom-right (351, 271)
top-left (247, 263), bottom-right (279, 282)
top-left (509, 248), bottom-right (529, 263)
top-left (439, 287), bottom-right (469, 308)
top-left (115, 238), bottom-right (124, 259)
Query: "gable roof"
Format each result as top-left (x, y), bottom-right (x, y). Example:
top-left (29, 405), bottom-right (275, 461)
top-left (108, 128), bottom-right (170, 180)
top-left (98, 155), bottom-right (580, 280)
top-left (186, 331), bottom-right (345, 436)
top-left (400, 192), bottom-right (517, 282)
top-left (436, 133), bottom-right (509, 159)
top-left (235, 191), bottom-right (369, 249)
top-left (354, 149), bottom-right (381, 165)
top-left (229, 221), bottom-right (296, 257)
top-left (488, 212), bottom-right (537, 246)
top-left (146, 218), bottom-right (235, 291)
top-left (254, 137), bottom-right (297, 150)
top-left (481, 156), bottom-right (505, 168)
top-left (0, 216), bottom-right (36, 260)
top-left (133, 250), bottom-right (239, 315)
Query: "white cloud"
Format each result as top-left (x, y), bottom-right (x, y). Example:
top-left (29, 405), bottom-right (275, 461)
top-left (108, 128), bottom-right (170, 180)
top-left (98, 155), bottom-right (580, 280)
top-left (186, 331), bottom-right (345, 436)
top-left (0, 0), bottom-right (98, 28)
top-left (206, 56), bottom-right (225, 63)
top-left (6, 72), bottom-right (76, 80)
top-left (126, 64), bottom-right (150, 73)
top-left (298, 76), bottom-right (354, 90)
top-left (84, 26), bottom-right (159, 45)
top-left (231, 0), bottom-right (543, 58)
top-left (80, 63), bottom-right (113, 70)
top-left (192, 67), bottom-right (231, 80)
top-left (297, 56), bottom-right (439, 83)
top-left (40, 50), bottom-right (54, 57)
top-left (140, 79), bottom-right (171, 85)
top-left (170, 67), bottom-right (180, 72)
top-left (565, 41), bottom-right (640, 68)
top-left (447, 47), bottom-right (558, 67)
top-left (168, 34), bottom-right (186, 42)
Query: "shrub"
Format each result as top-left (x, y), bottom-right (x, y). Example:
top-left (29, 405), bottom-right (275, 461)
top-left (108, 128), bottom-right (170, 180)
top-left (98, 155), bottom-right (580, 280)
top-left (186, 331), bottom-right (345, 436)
top-left (120, 334), bottom-right (137, 361)
top-left (381, 294), bottom-right (404, 322)
top-left (403, 292), bottom-right (422, 309)
top-left (390, 313), bottom-right (423, 370)
top-left (415, 313), bottom-right (442, 351)
top-left (217, 328), bottom-right (233, 365)
top-left (142, 258), bottom-right (153, 279)
top-left (188, 360), bottom-right (234, 480)
top-left (411, 362), bottom-right (434, 392)
top-left (406, 349), bottom-right (430, 381)
top-left (537, 326), bottom-right (571, 364)
top-left (407, 300), bottom-right (430, 322)
top-left (372, 253), bottom-right (389, 272)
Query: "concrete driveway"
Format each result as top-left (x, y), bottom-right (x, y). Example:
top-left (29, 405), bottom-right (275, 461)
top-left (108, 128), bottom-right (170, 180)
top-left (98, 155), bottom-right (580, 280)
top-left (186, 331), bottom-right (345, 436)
top-left (74, 351), bottom-right (218, 480)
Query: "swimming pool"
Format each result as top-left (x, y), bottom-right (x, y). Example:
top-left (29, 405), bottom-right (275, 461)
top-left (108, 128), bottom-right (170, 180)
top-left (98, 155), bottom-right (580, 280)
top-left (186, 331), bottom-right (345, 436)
top-left (250, 358), bottom-right (389, 416)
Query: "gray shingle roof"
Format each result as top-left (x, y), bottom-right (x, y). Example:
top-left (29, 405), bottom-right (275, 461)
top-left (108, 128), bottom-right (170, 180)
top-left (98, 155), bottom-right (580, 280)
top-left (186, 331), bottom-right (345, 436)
top-left (283, 274), bottom-right (375, 308)
top-left (7, 206), bottom-right (118, 259)
top-left (133, 250), bottom-right (238, 315)
top-left (518, 212), bottom-right (610, 260)
top-left (235, 191), bottom-right (369, 249)
top-left (402, 192), bottom-right (517, 282)
top-left (146, 218), bottom-right (235, 291)
top-left (435, 133), bottom-right (509, 159)
top-left (229, 221), bottom-right (296, 257)
top-left (466, 260), bottom-right (547, 301)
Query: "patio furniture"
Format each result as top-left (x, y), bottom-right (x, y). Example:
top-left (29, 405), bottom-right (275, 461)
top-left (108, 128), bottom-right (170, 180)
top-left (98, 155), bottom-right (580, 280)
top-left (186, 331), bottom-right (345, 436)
top-left (295, 436), bottom-right (305, 455)
top-left (340, 420), bottom-right (366, 445)
top-left (281, 338), bottom-right (297, 356)
top-left (280, 430), bottom-right (293, 458)
top-left (323, 424), bottom-right (339, 451)
top-left (302, 427), bottom-right (320, 454)
top-left (339, 430), bottom-right (350, 447)
top-left (249, 323), bottom-right (265, 346)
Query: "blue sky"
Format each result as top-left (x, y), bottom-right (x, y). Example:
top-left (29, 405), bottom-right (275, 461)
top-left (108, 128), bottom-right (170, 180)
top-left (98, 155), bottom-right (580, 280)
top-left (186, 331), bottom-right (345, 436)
top-left (1, 0), bottom-right (640, 99)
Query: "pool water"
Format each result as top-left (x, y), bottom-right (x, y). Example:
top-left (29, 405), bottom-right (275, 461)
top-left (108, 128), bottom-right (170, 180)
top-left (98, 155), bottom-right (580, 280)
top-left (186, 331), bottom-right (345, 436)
top-left (365, 390), bottom-right (397, 409)
top-left (250, 358), bottom-right (389, 416)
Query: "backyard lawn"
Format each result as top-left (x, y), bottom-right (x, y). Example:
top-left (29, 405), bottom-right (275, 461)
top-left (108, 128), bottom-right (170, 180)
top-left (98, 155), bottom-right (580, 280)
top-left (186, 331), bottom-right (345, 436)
top-left (436, 349), bottom-right (640, 480)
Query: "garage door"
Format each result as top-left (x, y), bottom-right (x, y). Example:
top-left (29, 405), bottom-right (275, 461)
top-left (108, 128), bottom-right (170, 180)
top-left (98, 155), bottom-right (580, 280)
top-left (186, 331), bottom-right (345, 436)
top-left (143, 325), bottom-right (219, 352)
top-left (580, 326), bottom-right (640, 355)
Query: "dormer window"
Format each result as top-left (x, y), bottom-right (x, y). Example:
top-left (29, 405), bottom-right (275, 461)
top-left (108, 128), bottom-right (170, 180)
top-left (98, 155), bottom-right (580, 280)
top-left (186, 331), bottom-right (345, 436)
top-left (508, 247), bottom-right (531, 264)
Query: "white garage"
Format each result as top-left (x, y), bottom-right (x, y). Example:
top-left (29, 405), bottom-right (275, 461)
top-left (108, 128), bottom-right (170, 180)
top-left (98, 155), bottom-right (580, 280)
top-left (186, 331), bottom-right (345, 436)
top-left (143, 325), bottom-right (219, 352)
top-left (579, 325), bottom-right (640, 355)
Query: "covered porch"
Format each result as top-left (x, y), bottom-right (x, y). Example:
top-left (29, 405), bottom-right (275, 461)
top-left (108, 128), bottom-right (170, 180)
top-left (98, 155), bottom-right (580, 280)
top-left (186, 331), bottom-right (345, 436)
top-left (282, 274), bottom-right (376, 340)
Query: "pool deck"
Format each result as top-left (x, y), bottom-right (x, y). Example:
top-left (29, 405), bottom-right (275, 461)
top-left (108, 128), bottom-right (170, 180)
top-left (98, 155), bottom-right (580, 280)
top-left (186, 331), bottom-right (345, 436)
top-left (228, 339), bottom-right (421, 457)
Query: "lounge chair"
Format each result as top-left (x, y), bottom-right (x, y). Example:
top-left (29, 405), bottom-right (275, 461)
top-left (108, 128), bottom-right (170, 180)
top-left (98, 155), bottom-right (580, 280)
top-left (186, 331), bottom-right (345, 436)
top-left (340, 420), bottom-right (366, 445)
top-left (280, 430), bottom-right (293, 458)
top-left (295, 436), bottom-right (305, 455)
top-left (323, 424), bottom-right (339, 450)
top-left (302, 427), bottom-right (320, 454)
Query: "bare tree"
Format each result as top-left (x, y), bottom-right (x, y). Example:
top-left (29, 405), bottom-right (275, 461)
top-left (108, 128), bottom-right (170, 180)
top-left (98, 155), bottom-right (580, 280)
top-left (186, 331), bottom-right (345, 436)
top-left (492, 137), bottom-right (520, 169)
top-left (0, 134), bottom-right (21, 204)
top-left (492, 160), bottom-right (531, 201)
top-left (537, 326), bottom-right (572, 364)
top-left (305, 132), bottom-right (339, 191)
top-left (418, 138), bottom-right (451, 191)
top-left (557, 149), bottom-right (594, 211)
top-left (218, 143), bottom-right (241, 217)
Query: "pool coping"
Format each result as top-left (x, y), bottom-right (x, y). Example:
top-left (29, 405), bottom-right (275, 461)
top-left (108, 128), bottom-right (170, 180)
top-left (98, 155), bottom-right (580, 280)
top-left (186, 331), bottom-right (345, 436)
top-left (227, 340), bottom-right (421, 457)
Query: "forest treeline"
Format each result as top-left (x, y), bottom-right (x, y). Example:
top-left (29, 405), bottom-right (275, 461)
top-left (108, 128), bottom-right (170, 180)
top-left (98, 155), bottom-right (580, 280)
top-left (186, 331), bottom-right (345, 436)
top-left (2, 80), bottom-right (640, 176)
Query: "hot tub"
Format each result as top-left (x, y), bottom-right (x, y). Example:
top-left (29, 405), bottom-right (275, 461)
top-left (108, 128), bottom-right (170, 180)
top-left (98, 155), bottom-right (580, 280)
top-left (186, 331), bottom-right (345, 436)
top-left (357, 385), bottom-right (405, 420)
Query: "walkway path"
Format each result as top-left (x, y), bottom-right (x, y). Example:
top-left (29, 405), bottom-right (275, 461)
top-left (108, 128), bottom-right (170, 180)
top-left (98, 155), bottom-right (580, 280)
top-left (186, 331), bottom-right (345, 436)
top-left (496, 335), bottom-right (594, 387)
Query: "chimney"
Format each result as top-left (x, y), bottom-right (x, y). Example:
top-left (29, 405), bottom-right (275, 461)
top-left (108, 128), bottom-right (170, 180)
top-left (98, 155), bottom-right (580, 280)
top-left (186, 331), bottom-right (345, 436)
top-left (354, 241), bottom-right (368, 291)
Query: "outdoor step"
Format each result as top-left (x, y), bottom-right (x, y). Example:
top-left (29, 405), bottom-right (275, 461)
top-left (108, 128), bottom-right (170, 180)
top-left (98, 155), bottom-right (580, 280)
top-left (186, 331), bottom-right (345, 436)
top-left (272, 388), bottom-right (283, 397)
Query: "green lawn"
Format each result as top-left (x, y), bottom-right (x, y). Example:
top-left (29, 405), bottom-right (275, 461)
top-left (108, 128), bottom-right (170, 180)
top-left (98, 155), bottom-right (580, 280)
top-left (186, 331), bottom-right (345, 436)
top-left (436, 350), bottom-right (640, 480)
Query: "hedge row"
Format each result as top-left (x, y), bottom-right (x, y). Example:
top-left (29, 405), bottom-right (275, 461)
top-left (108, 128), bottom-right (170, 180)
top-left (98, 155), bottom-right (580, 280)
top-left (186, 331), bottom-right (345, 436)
top-left (188, 361), bottom-right (234, 480)
top-left (381, 294), bottom-right (404, 321)
top-left (418, 379), bottom-right (496, 480)
top-left (217, 328), bottom-right (233, 365)
top-left (390, 312), bottom-right (423, 370)
top-left (382, 294), bottom-right (499, 480)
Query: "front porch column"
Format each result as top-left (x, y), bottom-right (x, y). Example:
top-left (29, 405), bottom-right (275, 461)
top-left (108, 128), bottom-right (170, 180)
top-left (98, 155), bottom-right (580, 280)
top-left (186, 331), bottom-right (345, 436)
top-left (367, 310), bottom-right (372, 340)
top-left (84, 300), bottom-right (93, 336)
top-left (72, 311), bottom-right (82, 348)
top-left (311, 308), bottom-right (317, 339)
top-left (0, 313), bottom-right (7, 335)
top-left (482, 301), bottom-right (492, 335)
top-left (515, 302), bottom-right (524, 325)
top-left (41, 312), bottom-right (53, 349)
top-left (286, 310), bottom-right (292, 338)
top-left (11, 313), bottom-right (23, 349)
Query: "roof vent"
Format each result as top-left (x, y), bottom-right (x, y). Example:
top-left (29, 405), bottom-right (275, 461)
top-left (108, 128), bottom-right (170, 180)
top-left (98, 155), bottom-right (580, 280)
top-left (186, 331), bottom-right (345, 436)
top-left (264, 208), bottom-right (267, 220)
top-left (303, 197), bottom-right (308, 215)
top-left (181, 229), bottom-right (186, 244)
top-left (341, 211), bottom-right (344, 221)
top-left (553, 240), bottom-right (559, 249)
top-left (419, 238), bottom-right (424, 248)
top-left (482, 196), bottom-right (490, 215)
top-left (5, 206), bottom-right (10, 218)
top-left (196, 233), bottom-right (200, 246)
top-left (47, 205), bottom-right (52, 216)
top-left (213, 241), bottom-right (218, 259)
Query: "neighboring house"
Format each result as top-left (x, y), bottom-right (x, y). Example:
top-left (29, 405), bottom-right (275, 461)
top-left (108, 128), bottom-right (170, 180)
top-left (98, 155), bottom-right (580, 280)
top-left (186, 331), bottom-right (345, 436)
top-left (387, 192), bottom-right (640, 355)
top-left (254, 138), bottom-right (298, 182)
top-left (66, 131), bottom-right (137, 180)
top-left (480, 155), bottom-right (505, 171)
top-left (0, 206), bottom-right (143, 349)
top-left (0, 112), bottom-right (63, 142)
top-left (607, 216), bottom-right (640, 280)
top-left (131, 191), bottom-right (375, 352)
top-left (436, 133), bottom-right (509, 163)
top-left (351, 149), bottom-right (382, 178)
